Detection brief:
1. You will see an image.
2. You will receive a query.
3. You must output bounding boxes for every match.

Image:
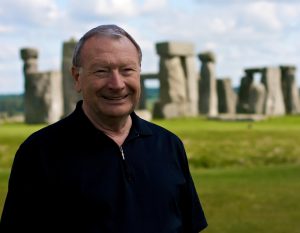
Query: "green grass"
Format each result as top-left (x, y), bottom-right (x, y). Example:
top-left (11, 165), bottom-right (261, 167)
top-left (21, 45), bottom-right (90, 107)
top-left (153, 115), bottom-right (300, 168)
top-left (0, 169), bottom-right (10, 216)
top-left (0, 123), bottom-right (46, 216)
top-left (1, 116), bottom-right (300, 232)
top-left (194, 165), bottom-right (300, 233)
top-left (0, 123), bottom-right (45, 169)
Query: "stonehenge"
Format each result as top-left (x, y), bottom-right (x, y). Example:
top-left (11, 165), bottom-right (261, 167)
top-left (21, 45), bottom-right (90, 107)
top-left (20, 40), bottom-right (300, 123)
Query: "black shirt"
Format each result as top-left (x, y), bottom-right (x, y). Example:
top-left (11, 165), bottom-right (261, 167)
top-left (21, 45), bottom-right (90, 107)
top-left (0, 101), bottom-right (207, 233)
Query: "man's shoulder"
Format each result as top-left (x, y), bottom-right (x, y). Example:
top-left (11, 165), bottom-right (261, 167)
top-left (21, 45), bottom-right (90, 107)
top-left (22, 113), bottom-right (77, 146)
top-left (134, 114), bottom-right (182, 142)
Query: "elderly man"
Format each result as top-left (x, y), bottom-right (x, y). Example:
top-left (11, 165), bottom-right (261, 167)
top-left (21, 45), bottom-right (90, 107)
top-left (0, 24), bottom-right (207, 233)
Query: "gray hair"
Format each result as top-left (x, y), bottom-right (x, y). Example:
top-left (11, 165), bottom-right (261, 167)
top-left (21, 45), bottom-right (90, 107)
top-left (72, 24), bottom-right (142, 67)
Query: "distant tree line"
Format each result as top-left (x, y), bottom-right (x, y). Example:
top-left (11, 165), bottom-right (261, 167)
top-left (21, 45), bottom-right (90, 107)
top-left (0, 94), bottom-right (24, 116)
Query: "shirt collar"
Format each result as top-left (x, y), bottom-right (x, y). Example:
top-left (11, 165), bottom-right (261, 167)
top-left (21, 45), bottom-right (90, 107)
top-left (73, 100), bottom-right (153, 137)
top-left (130, 111), bottom-right (153, 137)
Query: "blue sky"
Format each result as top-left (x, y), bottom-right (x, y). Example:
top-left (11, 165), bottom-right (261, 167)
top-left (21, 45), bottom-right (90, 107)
top-left (0, 0), bottom-right (299, 94)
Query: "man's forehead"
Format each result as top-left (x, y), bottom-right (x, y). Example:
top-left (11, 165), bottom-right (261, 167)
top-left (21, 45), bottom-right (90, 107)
top-left (89, 58), bottom-right (139, 67)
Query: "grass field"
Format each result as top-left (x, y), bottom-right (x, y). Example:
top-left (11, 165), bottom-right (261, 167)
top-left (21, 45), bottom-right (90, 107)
top-left (195, 165), bottom-right (300, 233)
top-left (154, 115), bottom-right (300, 168)
top-left (1, 116), bottom-right (300, 232)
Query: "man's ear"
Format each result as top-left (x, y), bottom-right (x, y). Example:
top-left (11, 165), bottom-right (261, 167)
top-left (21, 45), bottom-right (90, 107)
top-left (71, 66), bottom-right (82, 93)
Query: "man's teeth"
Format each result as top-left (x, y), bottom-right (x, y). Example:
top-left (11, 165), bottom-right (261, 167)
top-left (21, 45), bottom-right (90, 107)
top-left (104, 95), bottom-right (127, 100)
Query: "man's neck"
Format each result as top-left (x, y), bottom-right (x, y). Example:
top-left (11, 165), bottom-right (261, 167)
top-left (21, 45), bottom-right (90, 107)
top-left (82, 105), bottom-right (132, 146)
top-left (96, 116), bottom-right (132, 146)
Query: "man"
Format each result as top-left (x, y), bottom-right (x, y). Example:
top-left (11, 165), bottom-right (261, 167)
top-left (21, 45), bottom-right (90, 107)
top-left (0, 24), bottom-right (207, 233)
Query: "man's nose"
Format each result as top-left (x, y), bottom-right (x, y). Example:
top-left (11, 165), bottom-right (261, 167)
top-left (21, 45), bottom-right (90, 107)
top-left (107, 70), bottom-right (125, 89)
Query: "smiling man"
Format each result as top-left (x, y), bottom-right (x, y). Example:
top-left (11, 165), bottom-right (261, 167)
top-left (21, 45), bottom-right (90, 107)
top-left (71, 28), bottom-right (142, 146)
top-left (0, 25), bottom-right (207, 233)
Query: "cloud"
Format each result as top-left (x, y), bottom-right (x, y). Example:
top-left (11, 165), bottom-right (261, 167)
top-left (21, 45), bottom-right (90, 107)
top-left (70, 0), bottom-right (137, 19)
top-left (1, 0), bottom-right (63, 27)
top-left (68, 0), bottom-right (168, 21)
top-left (0, 25), bottom-right (14, 33)
top-left (244, 1), bottom-right (282, 31)
top-left (210, 18), bottom-right (236, 34)
top-left (141, 0), bottom-right (168, 12)
top-left (0, 45), bottom-right (18, 62)
top-left (0, 57), bottom-right (23, 94)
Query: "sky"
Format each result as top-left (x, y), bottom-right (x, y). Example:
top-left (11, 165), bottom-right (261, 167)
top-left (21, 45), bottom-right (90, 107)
top-left (0, 0), bottom-right (300, 94)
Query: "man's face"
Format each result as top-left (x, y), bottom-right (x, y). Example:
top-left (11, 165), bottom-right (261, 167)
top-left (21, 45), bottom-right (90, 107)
top-left (73, 35), bottom-right (141, 119)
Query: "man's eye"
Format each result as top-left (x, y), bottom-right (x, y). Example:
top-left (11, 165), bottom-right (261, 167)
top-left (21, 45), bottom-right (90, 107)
top-left (94, 69), bottom-right (109, 76)
top-left (121, 68), bottom-right (136, 75)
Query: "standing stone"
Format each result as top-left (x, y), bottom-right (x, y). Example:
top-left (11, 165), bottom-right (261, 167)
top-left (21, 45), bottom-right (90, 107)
top-left (24, 71), bottom-right (63, 124)
top-left (217, 78), bottom-right (236, 114)
top-left (261, 67), bottom-right (285, 115)
top-left (153, 41), bottom-right (198, 118)
top-left (237, 68), bottom-right (263, 113)
top-left (280, 65), bottom-right (300, 114)
top-left (183, 56), bottom-right (199, 116)
top-left (248, 83), bottom-right (266, 114)
top-left (62, 39), bottom-right (82, 116)
top-left (138, 74), bottom-right (147, 110)
top-left (159, 56), bottom-right (186, 103)
top-left (20, 48), bottom-right (38, 74)
top-left (198, 51), bottom-right (218, 116)
top-left (237, 76), bottom-right (252, 113)
top-left (20, 48), bottom-right (63, 124)
top-left (153, 56), bottom-right (187, 118)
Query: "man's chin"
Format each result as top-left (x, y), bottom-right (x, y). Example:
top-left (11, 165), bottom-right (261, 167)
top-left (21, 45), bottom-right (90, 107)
top-left (98, 102), bottom-right (136, 117)
top-left (102, 109), bottom-right (133, 118)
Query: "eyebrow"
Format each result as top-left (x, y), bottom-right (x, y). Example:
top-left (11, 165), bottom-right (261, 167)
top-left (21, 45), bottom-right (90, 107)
top-left (89, 60), bottom-right (139, 69)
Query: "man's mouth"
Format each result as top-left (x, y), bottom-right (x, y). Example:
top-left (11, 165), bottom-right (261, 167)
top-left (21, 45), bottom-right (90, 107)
top-left (102, 94), bottom-right (129, 100)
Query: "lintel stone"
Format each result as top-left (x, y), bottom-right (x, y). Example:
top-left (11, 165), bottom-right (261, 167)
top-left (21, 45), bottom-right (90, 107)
top-left (198, 51), bottom-right (216, 63)
top-left (20, 48), bottom-right (38, 60)
top-left (280, 65), bottom-right (296, 71)
top-left (245, 67), bottom-right (264, 74)
top-left (156, 41), bottom-right (195, 56)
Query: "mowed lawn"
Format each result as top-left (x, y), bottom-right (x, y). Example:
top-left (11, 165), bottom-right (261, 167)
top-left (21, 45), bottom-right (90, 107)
top-left (1, 116), bottom-right (300, 232)
top-left (193, 165), bottom-right (300, 233)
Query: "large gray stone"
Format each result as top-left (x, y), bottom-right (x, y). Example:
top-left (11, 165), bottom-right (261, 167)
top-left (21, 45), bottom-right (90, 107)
top-left (20, 48), bottom-right (38, 74)
top-left (217, 78), bottom-right (236, 114)
top-left (156, 41), bottom-right (195, 56)
top-left (183, 56), bottom-right (199, 116)
top-left (62, 39), bottom-right (82, 116)
top-left (198, 51), bottom-right (218, 116)
top-left (153, 101), bottom-right (189, 119)
top-left (153, 42), bottom-right (199, 119)
top-left (261, 67), bottom-right (285, 115)
top-left (198, 51), bottom-right (216, 63)
top-left (24, 71), bottom-right (63, 124)
top-left (159, 56), bottom-right (187, 103)
top-left (280, 65), bottom-right (300, 114)
top-left (248, 83), bottom-right (266, 114)
top-left (20, 48), bottom-right (38, 61)
top-left (237, 74), bottom-right (253, 113)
